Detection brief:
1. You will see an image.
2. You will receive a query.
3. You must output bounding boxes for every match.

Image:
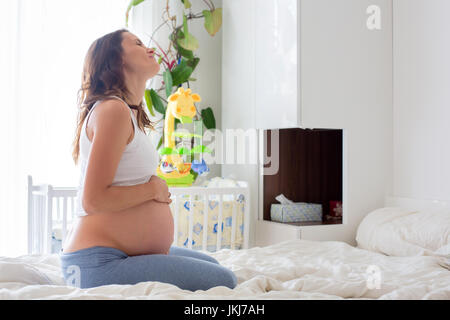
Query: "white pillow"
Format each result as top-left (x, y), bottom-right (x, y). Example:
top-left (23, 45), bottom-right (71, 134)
top-left (356, 206), bottom-right (450, 257)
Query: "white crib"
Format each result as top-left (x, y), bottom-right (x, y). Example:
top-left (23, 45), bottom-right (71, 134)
top-left (27, 175), bottom-right (250, 255)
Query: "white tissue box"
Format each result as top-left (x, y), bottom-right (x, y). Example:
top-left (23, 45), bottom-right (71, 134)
top-left (270, 202), bottom-right (323, 223)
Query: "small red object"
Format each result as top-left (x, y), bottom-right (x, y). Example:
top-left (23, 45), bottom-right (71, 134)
top-left (329, 201), bottom-right (342, 217)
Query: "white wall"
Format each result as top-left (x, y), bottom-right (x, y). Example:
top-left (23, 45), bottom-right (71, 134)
top-left (299, 0), bottom-right (393, 245)
top-left (221, 0), bottom-right (259, 247)
top-left (131, 0), bottom-right (223, 179)
top-left (393, 0), bottom-right (450, 201)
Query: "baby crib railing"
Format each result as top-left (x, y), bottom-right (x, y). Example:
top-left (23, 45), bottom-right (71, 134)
top-left (27, 176), bottom-right (77, 254)
top-left (169, 182), bottom-right (250, 252)
top-left (27, 175), bottom-right (250, 254)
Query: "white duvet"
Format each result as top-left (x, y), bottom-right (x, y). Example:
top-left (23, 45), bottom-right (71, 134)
top-left (1, 239), bottom-right (449, 300)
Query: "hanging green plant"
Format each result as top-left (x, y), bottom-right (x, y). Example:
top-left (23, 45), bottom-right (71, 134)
top-left (126, 0), bottom-right (222, 160)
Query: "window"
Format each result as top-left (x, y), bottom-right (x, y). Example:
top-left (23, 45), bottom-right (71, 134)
top-left (0, 0), bottom-right (130, 256)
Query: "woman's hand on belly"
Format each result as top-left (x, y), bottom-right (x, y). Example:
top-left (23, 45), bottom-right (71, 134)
top-left (148, 175), bottom-right (172, 204)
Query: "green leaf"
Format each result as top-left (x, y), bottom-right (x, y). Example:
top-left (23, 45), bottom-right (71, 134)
top-left (203, 8), bottom-right (222, 36)
top-left (163, 70), bottom-right (173, 98)
top-left (190, 145), bottom-right (212, 154)
top-left (178, 34), bottom-right (199, 52)
top-left (177, 14), bottom-right (199, 51)
top-left (144, 89), bottom-right (155, 116)
top-left (171, 59), bottom-right (193, 86)
top-left (170, 29), bottom-right (195, 59)
top-left (159, 147), bottom-right (174, 155)
top-left (150, 89), bottom-right (166, 115)
top-left (177, 66), bottom-right (193, 86)
top-left (200, 107), bottom-right (216, 129)
top-left (179, 46), bottom-right (194, 60)
top-left (186, 57), bottom-right (200, 73)
top-left (170, 58), bottom-right (186, 80)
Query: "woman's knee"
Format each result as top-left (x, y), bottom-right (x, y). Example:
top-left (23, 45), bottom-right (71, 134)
top-left (202, 254), bottom-right (220, 265)
top-left (219, 268), bottom-right (238, 289)
top-left (168, 246), bottom-right (220, 265)
top-left (198, 262), bottom-right (237, 290)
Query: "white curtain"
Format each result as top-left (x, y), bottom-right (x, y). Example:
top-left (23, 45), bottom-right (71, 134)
top-left (0, 0), bottom-right (132, 257)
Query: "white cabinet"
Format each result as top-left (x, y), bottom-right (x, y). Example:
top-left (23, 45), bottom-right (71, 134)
top-left (249, 0), bottom-right (392, 130)
top-left (222, 0), bottom-right (393, 247)
top-left (254, 0), bottom-right (300, 129)
top-left (300, 0), bottom-right (392, 130)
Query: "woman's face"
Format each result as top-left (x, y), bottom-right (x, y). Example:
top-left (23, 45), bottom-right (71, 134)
top-left (121, 32), bottom-right (160, 80)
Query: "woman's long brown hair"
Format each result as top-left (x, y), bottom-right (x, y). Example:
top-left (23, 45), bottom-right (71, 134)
top-left (71, 28), bottom-right (155, 166)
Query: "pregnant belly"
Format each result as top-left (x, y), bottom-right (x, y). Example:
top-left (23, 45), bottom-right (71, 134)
top-left (67, 200), bottom-right (174, 256)
top-left (106, 200), bottom-right (175, 256)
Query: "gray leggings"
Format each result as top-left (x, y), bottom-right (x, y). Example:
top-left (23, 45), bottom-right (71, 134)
top-left (59, 246), bottom-right (237, 291)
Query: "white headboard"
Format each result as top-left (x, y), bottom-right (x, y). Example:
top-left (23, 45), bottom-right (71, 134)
top-left (385, 196), bottom-right (450, 211)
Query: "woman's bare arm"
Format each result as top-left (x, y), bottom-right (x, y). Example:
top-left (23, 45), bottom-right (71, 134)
top-left (82, 99), bottom-right (161, 215)
top-left (84, 181), bottom-right (159, 214)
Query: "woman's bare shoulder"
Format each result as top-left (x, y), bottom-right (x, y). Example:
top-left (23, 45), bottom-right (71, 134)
top-left (86, 99), bottom-right (131, 141)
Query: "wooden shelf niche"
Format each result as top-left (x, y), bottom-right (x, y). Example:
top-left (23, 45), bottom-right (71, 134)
top-left (263, 128), bottom-right (343, 226)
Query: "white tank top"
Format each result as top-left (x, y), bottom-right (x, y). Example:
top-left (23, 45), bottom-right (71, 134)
top-left (75, 96), bottom-right (159, 216)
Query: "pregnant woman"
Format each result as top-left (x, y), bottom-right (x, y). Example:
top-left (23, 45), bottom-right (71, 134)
top-left (60, 29), bottom-right (237, 291)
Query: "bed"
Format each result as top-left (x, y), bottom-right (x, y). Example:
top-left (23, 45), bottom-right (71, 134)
top-left (2, 190), bottom-right (449, 299)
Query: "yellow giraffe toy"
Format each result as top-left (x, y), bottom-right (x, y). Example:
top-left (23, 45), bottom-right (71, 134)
top-left (156, 87), bottom-right (201, 186)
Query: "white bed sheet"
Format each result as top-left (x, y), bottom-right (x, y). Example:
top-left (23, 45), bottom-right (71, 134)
top-left (1, 239), bottom-right (449, 300)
